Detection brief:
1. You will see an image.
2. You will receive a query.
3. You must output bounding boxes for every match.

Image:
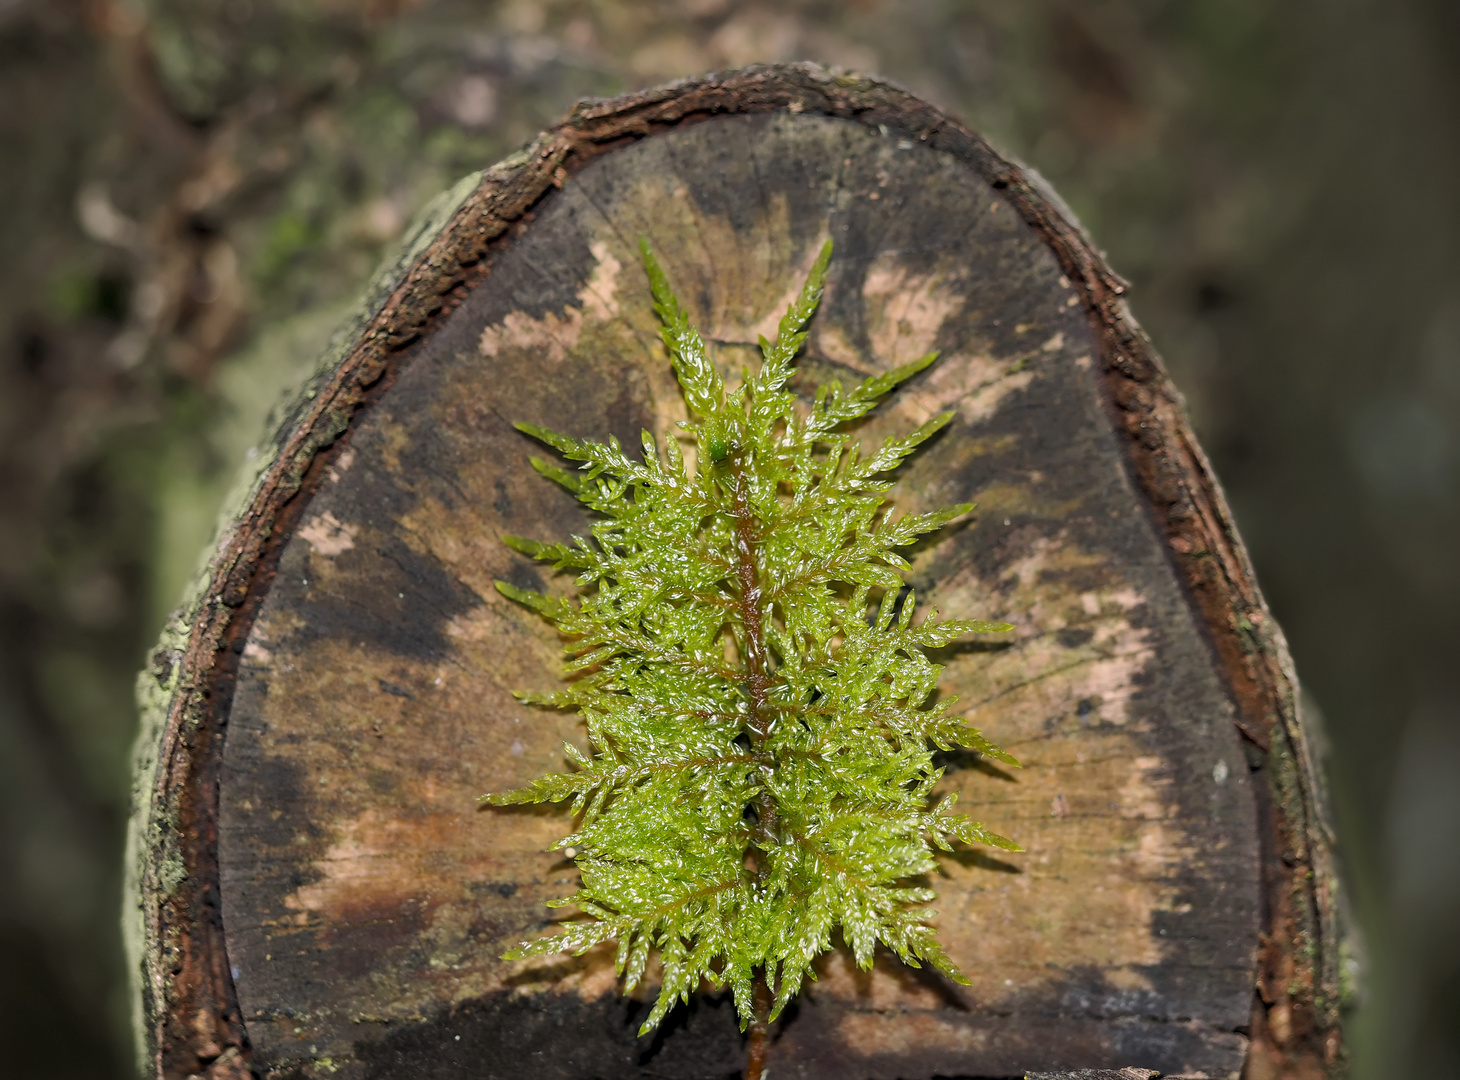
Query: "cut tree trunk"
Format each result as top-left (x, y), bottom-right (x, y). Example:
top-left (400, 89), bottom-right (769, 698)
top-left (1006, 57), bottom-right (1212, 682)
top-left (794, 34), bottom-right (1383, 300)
top-left (124, 64), bottom-right (1347, 1080)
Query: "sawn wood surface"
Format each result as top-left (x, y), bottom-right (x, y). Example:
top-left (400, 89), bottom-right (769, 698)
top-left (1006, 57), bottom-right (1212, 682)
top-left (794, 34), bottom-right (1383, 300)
top-left (125, 65), bottom-right (1344, 1080)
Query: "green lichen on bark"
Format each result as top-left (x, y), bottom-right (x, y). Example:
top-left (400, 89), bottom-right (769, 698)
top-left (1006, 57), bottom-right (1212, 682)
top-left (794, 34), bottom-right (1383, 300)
top-left (485, 239), bottom-right (1018, 1036)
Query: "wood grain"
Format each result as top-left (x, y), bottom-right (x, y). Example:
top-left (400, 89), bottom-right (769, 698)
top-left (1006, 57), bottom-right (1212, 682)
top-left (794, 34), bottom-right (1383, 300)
top-left (127, 65), bottom-right (1343, 1080)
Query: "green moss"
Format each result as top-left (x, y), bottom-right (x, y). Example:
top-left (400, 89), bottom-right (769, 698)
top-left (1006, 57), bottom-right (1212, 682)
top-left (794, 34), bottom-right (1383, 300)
top-left (489, 240), bottom-right (1018, 1036)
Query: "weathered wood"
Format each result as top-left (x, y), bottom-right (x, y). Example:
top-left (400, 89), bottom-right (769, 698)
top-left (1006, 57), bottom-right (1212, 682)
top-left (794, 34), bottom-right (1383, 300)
top-left (125, 64), bottom-right (1344, 1080)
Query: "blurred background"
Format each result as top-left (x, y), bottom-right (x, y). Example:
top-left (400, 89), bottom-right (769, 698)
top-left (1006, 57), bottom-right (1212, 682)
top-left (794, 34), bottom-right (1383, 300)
top-left (1, 0), bottom-right (1457, 1076)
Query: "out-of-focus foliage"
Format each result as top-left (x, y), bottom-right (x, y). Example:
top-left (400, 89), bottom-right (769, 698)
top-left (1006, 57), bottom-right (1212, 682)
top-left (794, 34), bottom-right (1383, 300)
top-left (487, 242), bottom-right (1016, 1032)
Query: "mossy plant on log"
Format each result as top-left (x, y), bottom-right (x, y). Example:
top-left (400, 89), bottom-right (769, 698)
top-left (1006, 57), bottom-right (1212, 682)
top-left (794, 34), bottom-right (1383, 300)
top-left (483, 239), bottom-right (1020, 1079)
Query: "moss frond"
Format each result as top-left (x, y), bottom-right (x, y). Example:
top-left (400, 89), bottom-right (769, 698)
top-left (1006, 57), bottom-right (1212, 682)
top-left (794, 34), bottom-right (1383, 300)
top-left (486, 239), bottom-right (1018, 1033)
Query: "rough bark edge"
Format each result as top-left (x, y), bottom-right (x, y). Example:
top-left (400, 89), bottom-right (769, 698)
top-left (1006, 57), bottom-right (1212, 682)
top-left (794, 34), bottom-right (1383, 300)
top-left (123, 166), bottom-right (491, 1080)
top-left (123, 61), bottom-right (1347, 1080)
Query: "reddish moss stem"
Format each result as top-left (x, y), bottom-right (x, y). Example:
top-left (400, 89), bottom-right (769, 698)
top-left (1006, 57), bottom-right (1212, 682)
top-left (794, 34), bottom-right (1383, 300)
top-left (746, 970), bottom-right (773, 1080)
top-left (729, 460), bottom-right (778, 846)
top-left (729, 460), bottom-right (778, 1080)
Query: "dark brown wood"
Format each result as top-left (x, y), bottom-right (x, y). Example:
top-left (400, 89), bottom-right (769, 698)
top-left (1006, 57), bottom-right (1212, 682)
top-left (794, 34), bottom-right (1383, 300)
top-left (125, 63), bottom-right (1345, 1080)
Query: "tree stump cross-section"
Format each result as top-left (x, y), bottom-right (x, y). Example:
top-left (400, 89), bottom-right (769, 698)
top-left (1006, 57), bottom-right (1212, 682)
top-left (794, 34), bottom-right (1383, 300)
top-left (125, 64), bottom-right (1346, 1080)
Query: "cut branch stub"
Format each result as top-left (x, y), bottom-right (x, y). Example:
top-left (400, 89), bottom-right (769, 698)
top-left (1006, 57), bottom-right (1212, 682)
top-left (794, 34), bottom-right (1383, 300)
top-left (125, 63), bottom-right (1346, 1080)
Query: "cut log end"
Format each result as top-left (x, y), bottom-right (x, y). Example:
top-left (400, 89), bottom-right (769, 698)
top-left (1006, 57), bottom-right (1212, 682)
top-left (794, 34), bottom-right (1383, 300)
top-left (126, 63), bottom-right (1346, 1080)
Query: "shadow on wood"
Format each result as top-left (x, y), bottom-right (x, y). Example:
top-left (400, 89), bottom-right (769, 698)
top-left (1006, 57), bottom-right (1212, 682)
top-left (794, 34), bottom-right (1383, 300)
top-left (124, 64), bottom-right (1345, 1080)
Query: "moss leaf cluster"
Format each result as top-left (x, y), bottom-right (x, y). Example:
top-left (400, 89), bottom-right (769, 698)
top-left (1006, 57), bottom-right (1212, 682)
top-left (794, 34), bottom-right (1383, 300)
top-left (484, 239), bottom-right (1018, 1034)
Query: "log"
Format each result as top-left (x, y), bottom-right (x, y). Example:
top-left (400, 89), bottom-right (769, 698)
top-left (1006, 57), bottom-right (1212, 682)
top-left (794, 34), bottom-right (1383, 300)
top-left (124, 64), bottom-right (1346, 1080)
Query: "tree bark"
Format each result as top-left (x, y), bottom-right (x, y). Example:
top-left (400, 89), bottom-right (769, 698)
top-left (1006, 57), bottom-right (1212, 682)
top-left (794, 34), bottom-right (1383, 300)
top-left (125, 63), bottom-right (1346, 1080)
